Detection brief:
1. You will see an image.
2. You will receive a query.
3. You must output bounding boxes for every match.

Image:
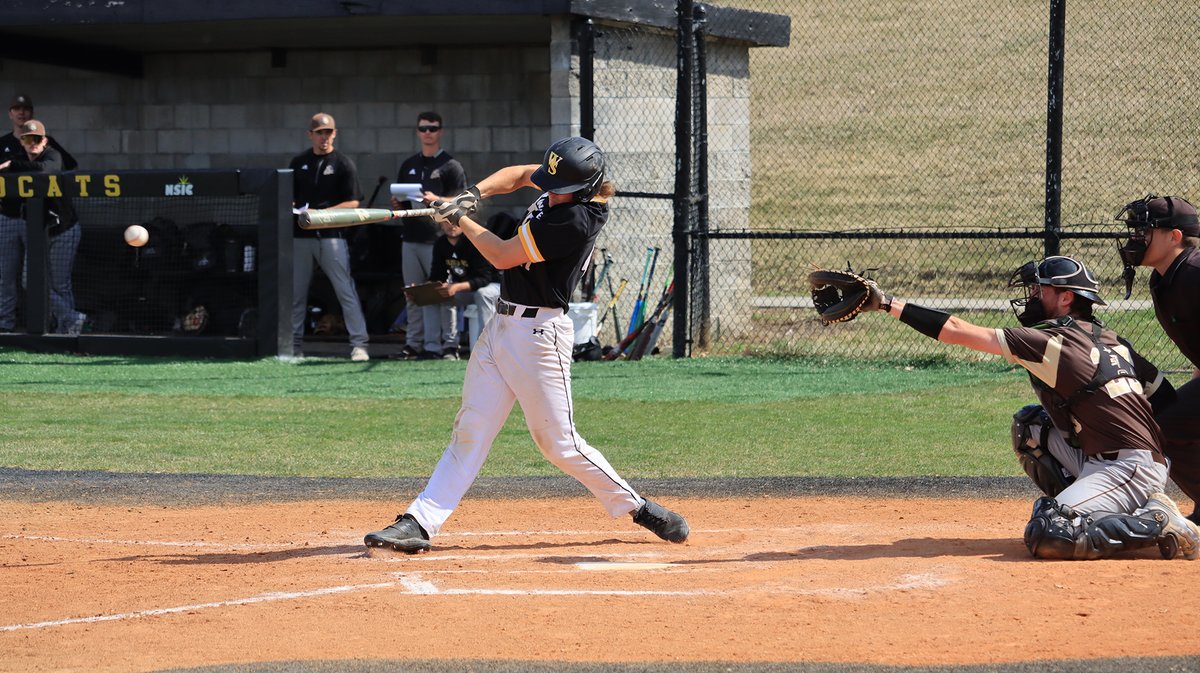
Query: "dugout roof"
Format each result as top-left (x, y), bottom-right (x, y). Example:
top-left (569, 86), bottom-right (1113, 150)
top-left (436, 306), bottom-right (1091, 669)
top-left (0, 0), bottom-right (789, 78)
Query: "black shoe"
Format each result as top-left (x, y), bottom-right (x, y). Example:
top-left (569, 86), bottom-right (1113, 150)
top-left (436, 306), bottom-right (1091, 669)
top-left (364, 513), bottom-right (431, 554)
top-left (418, 349), bottom-right (441, 360)
top-left (395, 345), bottom-right (422, 360)
top-left (441, 349), bottom-right (459, 360)
top-left (632, 499), bottom-right (689, 543)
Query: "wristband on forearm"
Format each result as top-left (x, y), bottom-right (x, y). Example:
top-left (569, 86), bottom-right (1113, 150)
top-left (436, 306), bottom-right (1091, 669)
top-left (898, 302), bottom-right (951, 340)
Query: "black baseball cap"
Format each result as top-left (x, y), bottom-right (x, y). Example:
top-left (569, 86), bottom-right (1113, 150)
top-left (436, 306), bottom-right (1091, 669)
top-left (9, 94), bottom-right (33, 110)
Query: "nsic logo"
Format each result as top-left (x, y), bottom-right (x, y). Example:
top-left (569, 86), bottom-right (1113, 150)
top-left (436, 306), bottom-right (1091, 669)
top-left (165, 176), bottom-right (193, 196)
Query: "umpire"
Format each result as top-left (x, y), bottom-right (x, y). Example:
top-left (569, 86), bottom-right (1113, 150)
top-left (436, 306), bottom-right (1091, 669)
top-left (1117, 193), bottom-right (1200, 524)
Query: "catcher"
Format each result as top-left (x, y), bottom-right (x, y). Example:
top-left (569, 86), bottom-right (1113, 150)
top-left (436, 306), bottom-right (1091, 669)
top-left (808, 257), bottom-right (1200, 560)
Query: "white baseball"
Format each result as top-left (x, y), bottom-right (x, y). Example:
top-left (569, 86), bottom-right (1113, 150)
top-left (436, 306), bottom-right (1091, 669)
top-left (124, 224), bottom-right (149, 247)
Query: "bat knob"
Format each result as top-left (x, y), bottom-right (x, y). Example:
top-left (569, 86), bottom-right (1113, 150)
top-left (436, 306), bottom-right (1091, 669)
top-left (298, 211), bottom-right (312, 228)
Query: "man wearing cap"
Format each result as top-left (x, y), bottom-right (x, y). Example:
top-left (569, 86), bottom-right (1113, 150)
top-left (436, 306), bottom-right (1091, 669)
top-left (1117, 194), bottom-right (1200, 524)
top-left (0, 119), bottom-right (84, 335)
top-left (288, 112), bottom-right (370, 361)
top-left (0, 94), bottom-right (77, 169)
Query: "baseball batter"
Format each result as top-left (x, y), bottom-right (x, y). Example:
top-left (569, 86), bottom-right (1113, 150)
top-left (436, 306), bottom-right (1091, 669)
top-left (861, 256), bottom-right (1199, 560)
top-left (364, 137), bottom-right (689, 553)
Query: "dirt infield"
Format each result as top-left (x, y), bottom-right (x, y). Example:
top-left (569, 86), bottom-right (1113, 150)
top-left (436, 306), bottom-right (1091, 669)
top-left (2, 487), bottom-right (1198, 673)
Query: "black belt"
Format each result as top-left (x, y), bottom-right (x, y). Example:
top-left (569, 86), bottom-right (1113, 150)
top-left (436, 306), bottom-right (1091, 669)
top-left (496, 300), bottom-right (540, 318)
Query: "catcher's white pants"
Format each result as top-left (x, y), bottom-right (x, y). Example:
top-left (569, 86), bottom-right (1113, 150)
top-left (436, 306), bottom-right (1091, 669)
top-left (407, 303), bottom-right (643, 537)
top-left (1041, 425), bottom-right (1168, 517)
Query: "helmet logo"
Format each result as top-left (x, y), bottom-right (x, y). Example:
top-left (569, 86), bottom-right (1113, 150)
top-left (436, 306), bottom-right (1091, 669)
top-left (546, 152), bottom-right (561, 175)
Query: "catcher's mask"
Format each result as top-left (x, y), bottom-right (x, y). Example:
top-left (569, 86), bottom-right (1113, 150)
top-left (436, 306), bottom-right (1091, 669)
top-left (531, 136), bottom-right (606, 202)
top-left (1008, 256), bottom-right (1106, 327)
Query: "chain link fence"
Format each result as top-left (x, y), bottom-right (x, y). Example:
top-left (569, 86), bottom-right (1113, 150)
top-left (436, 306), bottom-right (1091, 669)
top-left (661, 0), bottom-right (1199, 371)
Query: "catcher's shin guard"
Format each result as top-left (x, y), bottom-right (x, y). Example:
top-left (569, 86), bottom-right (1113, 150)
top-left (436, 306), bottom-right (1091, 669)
top-left (1024, 497), bottom-right (1165, 560)
top-left (1011, 405), bottom-right (1073, 497)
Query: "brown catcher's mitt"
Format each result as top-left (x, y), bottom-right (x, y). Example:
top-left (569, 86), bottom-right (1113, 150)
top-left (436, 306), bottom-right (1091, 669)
top-left (807, 266), bottom-right (890, 325)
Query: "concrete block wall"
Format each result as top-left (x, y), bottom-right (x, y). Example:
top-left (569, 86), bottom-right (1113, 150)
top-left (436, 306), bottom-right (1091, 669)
top-left (0, 44), bottom-right (554, 203)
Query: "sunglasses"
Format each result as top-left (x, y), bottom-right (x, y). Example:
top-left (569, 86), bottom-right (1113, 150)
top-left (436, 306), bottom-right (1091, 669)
top-left (19, 135), bottom-right (43, 145)
top-left (417, 125), bottom-right (442, 133)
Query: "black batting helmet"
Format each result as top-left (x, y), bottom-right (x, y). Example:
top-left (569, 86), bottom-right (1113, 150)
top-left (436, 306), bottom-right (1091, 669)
top-left (531, 137), bottom-right (606, 202)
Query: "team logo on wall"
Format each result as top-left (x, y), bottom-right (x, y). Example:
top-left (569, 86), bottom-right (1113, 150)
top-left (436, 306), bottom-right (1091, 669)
top-left (547, 152), bottom-right (561, 174)
top-left (165, 176), bottom-right (194, 196)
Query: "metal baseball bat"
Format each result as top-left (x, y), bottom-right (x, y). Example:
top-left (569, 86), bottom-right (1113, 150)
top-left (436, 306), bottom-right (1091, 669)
top-left (596, 278), bottom-right (628, 332)
top-left (298, 207), bottom-right (436, 230)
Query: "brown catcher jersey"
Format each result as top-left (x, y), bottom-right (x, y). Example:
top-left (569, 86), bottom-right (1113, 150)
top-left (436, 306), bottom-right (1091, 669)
top-left (997, 319), bottom-right (1164, 460)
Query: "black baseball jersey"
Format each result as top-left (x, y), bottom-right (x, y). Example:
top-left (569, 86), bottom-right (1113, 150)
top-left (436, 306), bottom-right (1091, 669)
top-left (0, 146), bottom-right (78, 233)
top-left (0, 132), bottom-right (78, 170)
top-left (1149, 247), bottom-right (1200, 370)
top-left (998, 319), bottom-right (1164, 459)
top-left (431, 234), bottom-right (498, 290)
top-left (395, 150), bottom-right (467, 244)
top-left (289, 148), bottom-right (362, 239)
top-left (502, 193), bottom-right (606, 310)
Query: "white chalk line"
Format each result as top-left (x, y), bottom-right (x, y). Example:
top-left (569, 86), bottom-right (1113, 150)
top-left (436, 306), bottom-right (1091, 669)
top-left (0, 565), bottom-right (954, 634)
top-left (0, 581), bottom-right (396, 633)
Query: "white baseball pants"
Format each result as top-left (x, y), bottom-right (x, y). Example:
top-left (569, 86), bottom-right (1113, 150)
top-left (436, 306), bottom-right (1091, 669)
top-left (407, 303), bottom-right (644, 536)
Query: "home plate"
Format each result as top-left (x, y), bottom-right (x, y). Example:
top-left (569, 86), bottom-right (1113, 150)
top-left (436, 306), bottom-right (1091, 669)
top-left (575, 561), bottom-right (676, 571)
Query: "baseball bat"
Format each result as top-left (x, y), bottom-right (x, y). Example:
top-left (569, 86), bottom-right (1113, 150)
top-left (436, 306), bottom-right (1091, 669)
top-left (298, 207), bottom-right (436, 230)
top-left (626, 247), bottom-right (656, 337)
top-left (590, 249), bottom-right (613, 303)
top-left (596, 278), bottom-right (628, 334)
top-left (606, 280), bottom-right (673, 360)
top-left (364, 175), bottom-right (388, 208)
top-left (605, 272), bottom-right (625, 341)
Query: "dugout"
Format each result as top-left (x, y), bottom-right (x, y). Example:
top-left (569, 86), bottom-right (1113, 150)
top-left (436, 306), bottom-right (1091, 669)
top-left (0, 169), bottom-right (292, 358)
top-left (0, 1), bottom-right (788, 358)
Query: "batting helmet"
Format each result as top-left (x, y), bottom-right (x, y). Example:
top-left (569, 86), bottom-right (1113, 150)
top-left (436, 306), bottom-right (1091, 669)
top-left (531, 137), bottom-right (606, 202)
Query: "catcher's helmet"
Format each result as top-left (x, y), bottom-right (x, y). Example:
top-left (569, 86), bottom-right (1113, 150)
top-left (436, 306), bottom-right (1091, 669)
top-left (1116, 194), bottom-right (1199, 236)
top-left (531, 136), bottom-right (606, 202)
top-left (1009, 256), bottom-right (1107, 306)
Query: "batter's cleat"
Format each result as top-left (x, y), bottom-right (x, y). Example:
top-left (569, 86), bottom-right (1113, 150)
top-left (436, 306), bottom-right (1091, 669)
top-left (364, 513), bottom-right (431, 554)
top-left (1145, 493), bottom-right (1200, 560)
top-left (632, 499), bottom-right (689, 543)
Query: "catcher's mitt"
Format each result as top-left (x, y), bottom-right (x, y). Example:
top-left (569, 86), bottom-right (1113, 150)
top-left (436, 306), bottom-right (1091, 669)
top-left (807, 266), bottom-right (890, 325)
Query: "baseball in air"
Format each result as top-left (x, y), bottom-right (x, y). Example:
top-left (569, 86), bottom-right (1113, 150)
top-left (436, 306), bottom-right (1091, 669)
top-left (124, 224), bottom-right (149, 247)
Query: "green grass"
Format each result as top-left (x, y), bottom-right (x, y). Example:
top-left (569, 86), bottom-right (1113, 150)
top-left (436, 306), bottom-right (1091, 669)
top-left (0, 349), bottom-right (1030, 478)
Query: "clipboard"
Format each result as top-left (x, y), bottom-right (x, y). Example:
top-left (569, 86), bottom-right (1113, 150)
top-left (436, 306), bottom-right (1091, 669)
top-left (406, 281), bottom-right (450, 306)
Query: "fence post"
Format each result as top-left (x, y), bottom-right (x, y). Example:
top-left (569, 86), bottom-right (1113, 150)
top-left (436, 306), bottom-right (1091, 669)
top-left (672, 0), bottom-right (695, 357)
top-left (577, 18), bottom-right (596, 141)
top-left (692, 3), bottom-right (710, 352)
top-left (1044, 0), bottom-right (1066, 257)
